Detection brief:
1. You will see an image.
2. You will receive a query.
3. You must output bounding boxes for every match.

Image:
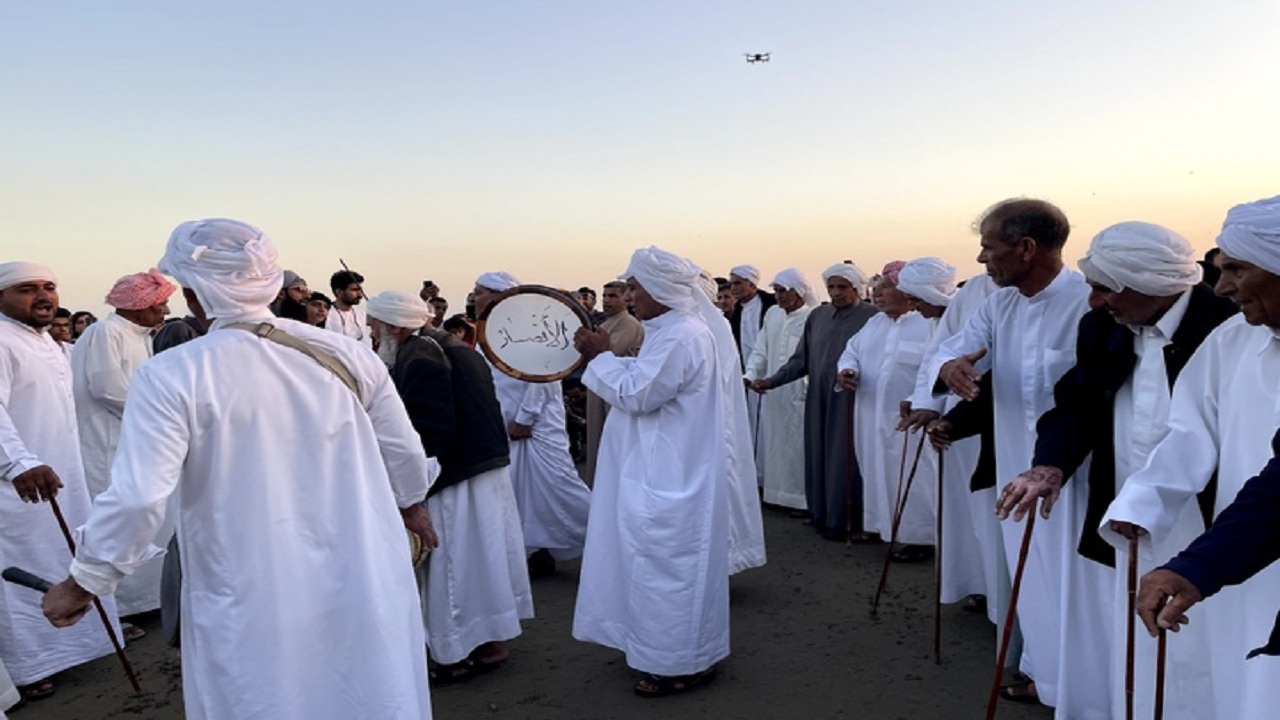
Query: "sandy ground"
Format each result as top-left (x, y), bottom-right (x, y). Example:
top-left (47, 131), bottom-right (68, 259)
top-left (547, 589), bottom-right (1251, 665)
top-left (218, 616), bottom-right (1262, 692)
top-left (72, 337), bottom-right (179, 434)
top-left (24, 506), bottom-right (1053, 720)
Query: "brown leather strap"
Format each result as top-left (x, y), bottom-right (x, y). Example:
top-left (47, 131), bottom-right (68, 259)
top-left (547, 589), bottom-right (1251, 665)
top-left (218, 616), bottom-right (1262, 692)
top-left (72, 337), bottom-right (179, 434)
top-left (224, 322), bottom-right (361, 401)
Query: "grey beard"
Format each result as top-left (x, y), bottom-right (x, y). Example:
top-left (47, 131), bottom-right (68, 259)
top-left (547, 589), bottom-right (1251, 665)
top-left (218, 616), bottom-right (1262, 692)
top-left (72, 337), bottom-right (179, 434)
top-left (375, 333), bottom-right (400, 366)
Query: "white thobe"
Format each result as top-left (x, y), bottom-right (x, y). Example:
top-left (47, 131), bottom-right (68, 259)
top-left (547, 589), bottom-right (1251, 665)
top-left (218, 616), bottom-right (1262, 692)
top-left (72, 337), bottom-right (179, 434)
top-left (71, 312), bottom-right (169, 615)
top-left (839, 311), bottom-right (938, 544)
top-left (912, 274), bottom-right (1000, 616)
top-left (0, 659), bottom-right (15, 718)
top-left (1100, 314), bottom-right (1280, 720)
top-left (70, 314), bottom-right (433, 720)
top-left (930, 268), bottom-right (1090, 705)
top-left (488, 369), bottom-right (591, 560)
top-left (739, 296), bottom-right (764, 478)
top-left (574, 310), bottom-right (730, 676)
top-left (325, 304), bottom-right (371, 348)
top-left (0, 314), bottom-right (120, 686)
top-left (419, 466), bottom-right (534, 665)
top-left (745, 304), bottom-right (812, 509)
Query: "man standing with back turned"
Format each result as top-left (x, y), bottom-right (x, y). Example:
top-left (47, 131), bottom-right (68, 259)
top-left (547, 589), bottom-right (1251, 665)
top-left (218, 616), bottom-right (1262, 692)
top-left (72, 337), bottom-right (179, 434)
top-left (42, 218), bottom-right (438, 720)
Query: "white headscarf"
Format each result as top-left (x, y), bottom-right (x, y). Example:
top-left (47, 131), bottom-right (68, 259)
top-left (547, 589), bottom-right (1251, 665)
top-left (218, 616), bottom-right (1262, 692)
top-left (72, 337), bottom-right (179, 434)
top-left (897, 257), bottom-right (957, 307)
top-left (475, 271), bottom-right (520, 292)
top-left (366, 291), bottom-right (434, 330)
top-left (769, 268), bottom-right (819, 307)
top-left (158, 219), bottom-right (282, 318)
top-left (730, 264), bottom-right (761, 286)
top-left (1077, 221), bottom-right (1202, 297)
top-left (822, 262), bottom-right (869, 296)
top-left (1217, 195), bottom-right (1280, 276)
top-left (622, 247), bottom-right (701, 314)
top-left (0, 262), bottom-right (56, 291)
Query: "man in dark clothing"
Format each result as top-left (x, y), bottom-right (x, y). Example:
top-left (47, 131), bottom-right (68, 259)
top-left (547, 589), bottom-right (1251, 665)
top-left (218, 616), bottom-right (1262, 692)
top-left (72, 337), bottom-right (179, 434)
top-left (366, 291), bottom-right (532, 684)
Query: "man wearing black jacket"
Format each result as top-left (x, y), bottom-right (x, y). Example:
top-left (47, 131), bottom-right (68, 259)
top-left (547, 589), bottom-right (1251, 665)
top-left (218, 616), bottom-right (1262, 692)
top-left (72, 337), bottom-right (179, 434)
top-left (992, 222), bottom-right (1236, 715)
top-left (367, 291), bottom-right (533, 685)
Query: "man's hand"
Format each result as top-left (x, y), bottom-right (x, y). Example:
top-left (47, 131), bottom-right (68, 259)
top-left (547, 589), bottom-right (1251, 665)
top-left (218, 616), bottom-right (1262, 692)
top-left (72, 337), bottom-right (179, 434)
top-left (507, 421), bottom-right (533, 440)
top-left (1108, 521), bottom-right (1149, 541)
top-left (42, 577), bottom-right (95, 628)
top-left (749, 378), bottom-right (772, 394)
top-left (939, 348), bottom-right (988, 401)
top-left (996, 466), bottom-right (1064, 521)
top-left (925, 418), bottom-right (953, 452)
top-left (837, 369), bottom-right (858, 391)
top-left (898, 408), bottom-right (939, 433)
top-left (400, 504), bottom-right (440, 550)
top-left (573, 327), bottom-right (611, 361)
top-left (11, 465), bottom-right (62, 503)
top-left (1136, 568), bottom-right (1202, 637)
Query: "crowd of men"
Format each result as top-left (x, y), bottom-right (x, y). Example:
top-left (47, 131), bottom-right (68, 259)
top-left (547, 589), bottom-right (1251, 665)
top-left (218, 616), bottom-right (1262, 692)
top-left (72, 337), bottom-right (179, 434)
top-left (2, 195), bottom-right (1280, 719)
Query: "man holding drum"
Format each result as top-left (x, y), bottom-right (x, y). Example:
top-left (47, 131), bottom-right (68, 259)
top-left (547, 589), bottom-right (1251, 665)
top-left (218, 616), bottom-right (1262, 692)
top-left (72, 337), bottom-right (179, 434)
top-left (571, 246), bottom-right (737, 697)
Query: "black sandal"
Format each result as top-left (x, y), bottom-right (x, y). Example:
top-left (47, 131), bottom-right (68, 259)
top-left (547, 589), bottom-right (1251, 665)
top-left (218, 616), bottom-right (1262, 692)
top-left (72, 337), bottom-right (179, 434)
top-left (999, 678), bottom-right (1039, 704)
top-left (633, 666), bottom-right (717, 698)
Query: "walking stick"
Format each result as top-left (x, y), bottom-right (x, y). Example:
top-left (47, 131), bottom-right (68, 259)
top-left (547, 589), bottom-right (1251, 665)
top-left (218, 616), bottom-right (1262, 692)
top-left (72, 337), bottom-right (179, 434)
top-left (752, 392), bottom-right (763, 453)
top-left (871, 434), bottom-right (926, 613)
top-left (1125, 536), bottom-right (1139, 720)
top-left (983, 500), bottom-right (1038, 720)
top-left (1153, 626), bottom-right (1168, 720)
top-left (844, 394), bottom-right (857, 545)
top-left (933, 447), bottom-right (944, 664)
top-left (48, 496), bottom-right (144, 696)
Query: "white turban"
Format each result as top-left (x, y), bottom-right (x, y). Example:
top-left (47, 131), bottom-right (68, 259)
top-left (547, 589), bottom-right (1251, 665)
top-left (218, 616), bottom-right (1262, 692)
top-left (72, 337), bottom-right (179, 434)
top-left (770, 268), bottom-right (819, 307)
top-left (476, 271), bottom-right (520, 292)
top-left (730, 264), bottom-right (761, 286)
top-left (1077, 221), bottom-right (1202, 297)
top-left (158, 219), bottom-right (282, 318)
top-left (1216, 195), bottom-right (1280, 277)
top-left (0, 262), bottom-right (56, 291)
top-left (367, 291), bottom-right (434, 329)
top-left (897, 257), bottom-right (957, 307)
top-left (822, 262), bottom-right (869, 294)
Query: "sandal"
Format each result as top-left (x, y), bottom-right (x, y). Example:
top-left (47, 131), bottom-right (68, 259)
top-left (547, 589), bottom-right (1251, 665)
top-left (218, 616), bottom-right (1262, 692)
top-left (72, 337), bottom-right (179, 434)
top-left (1000, 678), bottom-right (1039, 704)
top-left (123, 623), bottom-right (147, 643)
top-left (890, 544), bottom-right (935, 563)
top-left (962, 594), bottom-right (988, 614)
top-left (633, 666), bottom-right (717, 698)
top-left (19, 678), bottom-right (55, 701)
top-left (428, 659), bottom-right (483, 685)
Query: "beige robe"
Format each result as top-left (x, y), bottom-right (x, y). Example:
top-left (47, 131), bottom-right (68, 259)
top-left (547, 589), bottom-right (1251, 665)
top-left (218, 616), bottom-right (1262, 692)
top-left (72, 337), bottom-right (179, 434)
top-left (584, 311), bottom-right (644, 485)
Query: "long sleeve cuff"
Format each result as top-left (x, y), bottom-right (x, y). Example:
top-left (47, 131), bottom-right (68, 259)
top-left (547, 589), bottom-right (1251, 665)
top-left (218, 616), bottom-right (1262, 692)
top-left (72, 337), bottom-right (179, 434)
top-left (69, 557), bottom-right (127, 597)
top-left (3, 457), bottom-right (44, 483)
top-left (1160, 556), bottom-right (1224, 600)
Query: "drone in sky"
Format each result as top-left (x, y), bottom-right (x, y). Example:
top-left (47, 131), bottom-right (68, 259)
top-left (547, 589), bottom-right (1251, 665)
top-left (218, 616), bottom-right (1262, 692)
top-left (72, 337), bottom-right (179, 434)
top-left (744, 52), bottom-right (771, 64)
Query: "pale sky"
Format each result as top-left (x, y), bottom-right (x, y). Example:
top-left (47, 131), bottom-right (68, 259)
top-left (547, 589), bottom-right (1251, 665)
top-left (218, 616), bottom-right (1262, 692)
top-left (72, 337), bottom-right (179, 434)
top-left (3, 1), bottom-right (1277, 316)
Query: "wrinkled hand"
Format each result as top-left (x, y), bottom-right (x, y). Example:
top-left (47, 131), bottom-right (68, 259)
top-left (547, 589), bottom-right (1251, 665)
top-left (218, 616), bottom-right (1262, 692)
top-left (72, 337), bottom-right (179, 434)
top-left (11, 465), bottom-right (63, 503)
top-left (996, 466), bottom-right (1064, 521)
top-left (573, 327), bottom-right (611, 361)
top-left (939, 348), bottom-right (988, 401)
top-left (898, 408), bottom-right (939, 433)
top-left (1108, 521), bottom-right (1149, 542)
top-left (42, 577), bottom-right (94, 628)
top-left (837, 369), bottom-right (858, 391)
top-left (507, 421), bottom-right (533, 440)
top-left (750, 378), bottom-right (771, 394)
top-left (1136, 568), bottom-right (1201, 637)
top-left (926, 418), bottom-right (953, 452)
top-left (400, 504), bottom-right (440, 550)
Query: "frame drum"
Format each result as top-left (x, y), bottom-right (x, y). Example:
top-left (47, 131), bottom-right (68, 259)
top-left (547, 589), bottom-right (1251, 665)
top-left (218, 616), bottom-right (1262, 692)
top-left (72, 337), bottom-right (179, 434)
top-left (476, 285), bottom-right (594, 382)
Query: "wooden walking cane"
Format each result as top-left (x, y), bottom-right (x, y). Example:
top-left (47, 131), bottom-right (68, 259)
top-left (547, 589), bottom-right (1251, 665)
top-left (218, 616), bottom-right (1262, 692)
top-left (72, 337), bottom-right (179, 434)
top-left (872, 434), bottom-right (927, 613)
top-left (844, 395), bottom-right (857, 545)
top-left (1154, 621), bottom-right (1168, 720)
top-left (1125, 536), bottom-right (1139, 720)
top-left (983, 499), bottom-right (1038, 720)
top-left (48, 496), bottom-right (144, 696)
top-left (933, 447), bottom-right (944, 664)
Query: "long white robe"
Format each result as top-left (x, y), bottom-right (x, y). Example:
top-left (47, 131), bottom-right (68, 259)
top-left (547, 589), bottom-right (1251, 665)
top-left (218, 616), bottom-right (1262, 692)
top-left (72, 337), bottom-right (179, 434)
top-left (574, 310), bottom-right (730, 676)
top-left (911, 274), bottom-right (1001, 616)
top-left (738, 296), bottom-right (764, 469)
top-left (70, 313), bottom-right (433, 720)
top-left (929, 268), bottom-right (1090, 706)
top-left (419, 466), bottom-right (534, 665)
top-left (0, 659), bottom-right (16, 718)
top-left (489, 369), bottom-right (591, 560)
top-left (325, 304), bottom-right (371, 348)
top-left (745, 304), bottom-right (812, 509)
top-left (0, 314), bottom-right (119, 686)
top-left (839, 311), bottom-right (938, 544)
top-left (1100, 314), bottom-right (1280, 720)
top-left (70, 312), bottom-right (170, 615)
